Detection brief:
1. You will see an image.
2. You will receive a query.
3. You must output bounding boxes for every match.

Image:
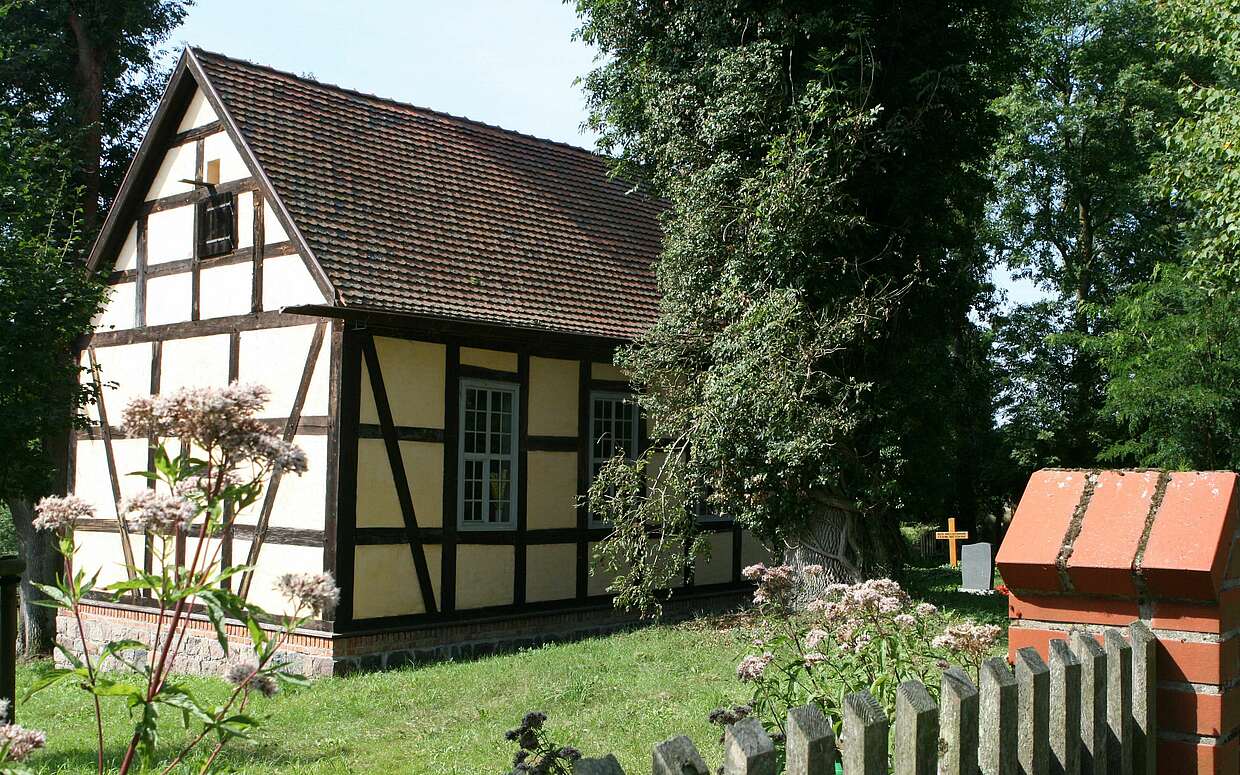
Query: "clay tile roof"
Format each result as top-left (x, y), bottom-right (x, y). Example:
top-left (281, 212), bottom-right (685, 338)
top-left (193, 48), bottom-right (663, 341)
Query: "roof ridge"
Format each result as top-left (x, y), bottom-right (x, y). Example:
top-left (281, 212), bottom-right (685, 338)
top-left (190, 46), bottom-right (612, 164)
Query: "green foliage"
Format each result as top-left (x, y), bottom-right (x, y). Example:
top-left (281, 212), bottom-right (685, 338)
top-left (0, 116), bottom-right (104, 501)
top-left (1157, 1), bottom-right (1240, 289)
top-left (577, 0), bottom-right (1023, 609)
top-left (1093, 264), bottom-right (1240, 470)
top-left (986, 0), bottom-right (1188, 479)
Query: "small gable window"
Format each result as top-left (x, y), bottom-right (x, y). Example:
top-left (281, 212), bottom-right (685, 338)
top-left (197, 191), bottom-right (235, 258)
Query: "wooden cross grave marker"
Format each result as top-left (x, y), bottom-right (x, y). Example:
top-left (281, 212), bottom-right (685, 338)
top-left (935, 517), bottom-right (969, 569)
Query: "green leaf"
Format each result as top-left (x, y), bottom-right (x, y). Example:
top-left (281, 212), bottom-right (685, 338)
top-left (30, 583), bottom-right (74, 609)
top-left (23, 667), bottom-right (78, 698)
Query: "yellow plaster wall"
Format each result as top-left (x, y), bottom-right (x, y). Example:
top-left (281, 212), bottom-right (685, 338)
top-left (201, 131), bottom-right (249, 185)
top-left (84, 343), bottom-right (152, 420)
top-left (176, 88), bottom-right (218, 132)
top-left (267, 434), bottom-right (327, 530)
top-left (232, 538), bottom-right (325, 617)
top-left (160, 334), bottom-right (231, 393)
top-left (236, 192), bottom-right (255, 250)
top-left (238, 324), bottom-right (331, 417)
top-left (694, 532), bottom-right (734, 585)
top-left (145, 143), bottom-right (197, 201)
top-left (261, 254), bottom-right (325, 310)
top-left (526, 451), bottom-right (578, 530)
top-left (145, 272), bottom-right (192, 326)
top-left (198, 262), bottom-right (253, 320)
top-left (74, 532), bottom-right (141, 587)
top-left (146, 205), bottom-right (194, 264)
top-left (526, 544), bottom-right (577, 603)
top-left (528, 357), bottom-right (578, 436)
top-left (591, 361), bottom-right (627, 382)
top-left (586, 542), bottom-right (616, 597)
top-left (741, 531), bottom-right (776, 568)
top-left (359, 338), bottom-right (445, 427)
top-left (94, 282), bottom-right (136, 332)
top-left (352, 544), bottom-right (442, 618)
top-left (74, 438), bottom-right (149, 508)
top-left (460, 347), bottom-right (517, 372)
top-left (355, 438), bottom-right (443, 529)
top-left (455, 545), bottom-right (514, 609)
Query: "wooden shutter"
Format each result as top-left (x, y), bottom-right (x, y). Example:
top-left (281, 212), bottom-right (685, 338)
top-left (198, 192), bottom-right (235, 257)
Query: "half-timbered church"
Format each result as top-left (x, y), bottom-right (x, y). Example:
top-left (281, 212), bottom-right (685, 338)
top-left (70, 48), bottom-right (768, 675)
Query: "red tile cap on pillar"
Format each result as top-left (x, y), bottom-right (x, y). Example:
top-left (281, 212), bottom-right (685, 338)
top-left (997, 469), bottom-right (1088, 592)
top-left (1067, 470), bottom-right (1161, 596)
top-left (1142, 472), bottom-right (1240, 602)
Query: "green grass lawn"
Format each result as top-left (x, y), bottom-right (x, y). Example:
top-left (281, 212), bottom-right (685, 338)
top-left (16, 562), bottom-right (1008, 774)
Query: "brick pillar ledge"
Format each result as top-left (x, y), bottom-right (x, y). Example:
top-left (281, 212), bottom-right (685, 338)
top-left (997, 469), bottom-right (1240, 775)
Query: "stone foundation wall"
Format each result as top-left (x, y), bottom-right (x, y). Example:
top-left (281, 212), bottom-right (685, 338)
top-left (57, 588), bottom-right (748, 678)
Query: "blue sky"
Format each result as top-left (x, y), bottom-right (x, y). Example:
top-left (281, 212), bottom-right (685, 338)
top-left (169, 0), bottom-right (1044, 307)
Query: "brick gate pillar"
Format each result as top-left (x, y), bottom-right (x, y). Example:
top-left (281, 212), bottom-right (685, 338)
top-left (997, 469), bottom-right (1240, 775)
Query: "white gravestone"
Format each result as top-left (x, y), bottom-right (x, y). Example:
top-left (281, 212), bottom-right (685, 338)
top-left (960, 542), bottom-right (994, 593)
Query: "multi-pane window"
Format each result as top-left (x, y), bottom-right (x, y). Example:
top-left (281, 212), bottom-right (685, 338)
top-left (197, 192), bottom-right (235, 258)
top-left (459, 380), bottom-right (519, 529)
top-left (589, 392), bottom-right (639, 525)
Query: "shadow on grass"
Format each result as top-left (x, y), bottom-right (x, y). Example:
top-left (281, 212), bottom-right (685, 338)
top-left (901, 558), bottom-right (1008, 629)
top-left (31, 741), bottom-right (341, 775)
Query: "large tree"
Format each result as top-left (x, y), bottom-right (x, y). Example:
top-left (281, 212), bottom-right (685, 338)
top-left (1090, 2), bottom-right (1240, 470)
top-left (575, 0), bottom-right (1021, 607)
top-left (986, 0), bottom-right (1185, 479)
top-left (0, 0), bottom-right (190, 653)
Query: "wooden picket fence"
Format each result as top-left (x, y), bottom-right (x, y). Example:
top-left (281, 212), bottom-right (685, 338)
top-left (567, 621), bottom-right (1156, 775)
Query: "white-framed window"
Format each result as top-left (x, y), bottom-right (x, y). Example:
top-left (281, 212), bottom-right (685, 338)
top-left (458, 379), bottom-right (519, 530)
top-left (589, 391), bottom-right (639, 526)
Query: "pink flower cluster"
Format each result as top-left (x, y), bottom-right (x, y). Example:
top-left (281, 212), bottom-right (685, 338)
top-left (0, 722), bottom-right (46, 762)
top-left (225, 661), bottom-right (279, 697)
top-left (275, 571), bottom-right (340, 615)
top-left (741, 563), bottom-right (795, 606)
top-left (931, 622), bottom-right (1003, 658)
top-left (33, 496), bottom-right (94, 533)
top-left (122, 383), bottom-right (308, 475)
top-left (120, 490), bottom-right (197, 535)
top-left (736, 652), bottom-right (774, 682)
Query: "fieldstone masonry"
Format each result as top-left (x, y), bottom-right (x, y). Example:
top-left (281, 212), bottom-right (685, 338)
top-left (997, 468), bottom-right (1240, 775)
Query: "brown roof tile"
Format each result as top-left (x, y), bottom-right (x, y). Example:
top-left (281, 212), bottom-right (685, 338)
top-left (193, 49), bottom-right (662, 341)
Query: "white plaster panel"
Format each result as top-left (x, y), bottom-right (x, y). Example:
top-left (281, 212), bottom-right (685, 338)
top-left (198, 262), bottom-right (253, 320)
top-left (202, 131), bottom-right (249, 184)
top-left (160, 334), bottom-right (231, 394)
top-left (146, 205), bottom-right (194, 265)
top-left (268, 434), bottom-right (327, 530)
top-left (263, 201), bottom-right (288, 244)
top-left (73, 438), bottom-right (150, 509)
top-left (92, 282), bottom-right (136, 332)
top-left (236, 192), bottom-right (254, 249)
top-left (115, 225), bottom-right (138, 272)
top-left (261, 254), bottom-right (325, 310)
top-left (176, 88), bottom-right (218, 132)
top-left (85, 343), bottom-right (152, 422)
top-left (238, 324), bottom-right (330, 417)
top-left (74, 531), bottom-right (139, 588)
top-left (145, 143), bottom-right (197, 201)
top-left (145, 272), bottom-right (192, 326)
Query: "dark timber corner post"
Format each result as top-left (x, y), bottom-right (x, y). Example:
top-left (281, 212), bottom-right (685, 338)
top-left (0, 556), bottom-right (24, 722)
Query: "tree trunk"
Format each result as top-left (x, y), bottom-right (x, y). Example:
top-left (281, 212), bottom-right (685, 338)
top-left (67, 4), bottom-right (105, 233)
top-left (5, 499), bottom-right (57, 657)
top-left (781, 495), bottom-right (891, 607)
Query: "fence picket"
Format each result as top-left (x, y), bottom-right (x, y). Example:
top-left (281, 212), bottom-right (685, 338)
top-left (1127, 622), bottom-right (1157, 775)
top-left (785, 705), bottom-right (835, 775)
top-left (843, 691), bottom-right (888, 775)
top-left (1072, 632), bottom-right (1108, 775)
top-left (894, 680), bottom-right (938, 775)
top-left (980, 657), bottom-right (1018, 775)
top-left (723, 717), bottom-right (776, 775)
top-left (652, 735), bottom-right (709, 775)
top-left (939, 668), bottom-right (979, 775)
top-left (1049, 638), bottom-right (1082, 775)
top-left (1016, 647), bottom-right (1051, 775)
top-left (1103, 630), bottom-right (1133, 775)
